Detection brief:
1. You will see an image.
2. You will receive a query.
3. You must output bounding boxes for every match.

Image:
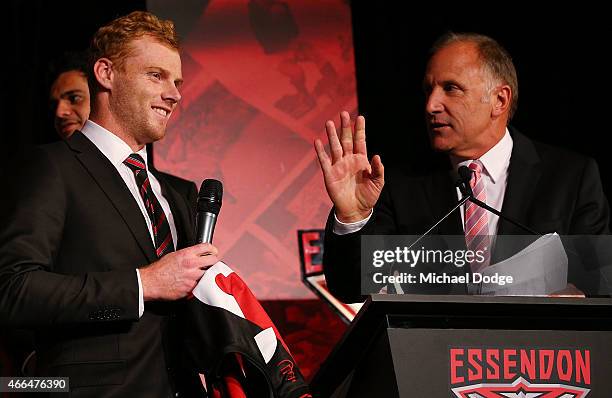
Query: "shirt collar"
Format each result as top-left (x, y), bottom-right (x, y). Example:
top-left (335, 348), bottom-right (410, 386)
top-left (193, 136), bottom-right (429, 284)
top-left (454, 128), bottom-right (513, 184)
top-left (80, 120), bottom-right (148, 170)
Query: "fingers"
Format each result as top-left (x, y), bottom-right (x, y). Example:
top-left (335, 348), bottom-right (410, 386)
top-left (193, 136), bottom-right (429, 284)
top-left (188, 242), bottom-right (219, 257)
top-left (371, 154), bottom-right (384, 179)
top-left (324, 112), bottom-right (367, 163)
top-left (314, 139), bottom-right (332, 173)
top-left (325, 120), bottom-right (343, 163)
top-left (339, 111), bottom-right (353, 155)
top-left (142, 245), bottom-right (222, 301)
top-left (354, 115), bottom-right (367, 155)
top-left (191, 243), bottom-right (220, 271)
top-left (198, 255), bottom-right (219, 271)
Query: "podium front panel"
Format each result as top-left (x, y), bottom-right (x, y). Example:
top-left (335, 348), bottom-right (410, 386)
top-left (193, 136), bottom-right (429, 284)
top-left (388, 328), bottom-right (609, 397)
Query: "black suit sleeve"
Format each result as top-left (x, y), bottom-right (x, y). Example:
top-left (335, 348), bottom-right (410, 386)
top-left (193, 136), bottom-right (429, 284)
top-left (566, 158), bottom-right (610, 295)
top-left (570, 158), bottom-right (610, 234)
top-left (323, 183), bottom-right (398, 303)
top-left (0, 147), bottom-right (139, 327)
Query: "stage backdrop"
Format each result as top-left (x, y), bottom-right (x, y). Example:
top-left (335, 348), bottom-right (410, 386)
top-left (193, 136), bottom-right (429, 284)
top-left (148, 0), bottom-right (357, 299)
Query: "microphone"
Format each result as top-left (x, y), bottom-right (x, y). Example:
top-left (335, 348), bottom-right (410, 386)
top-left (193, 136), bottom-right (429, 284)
top-left (392, 166), bottom-right (543, 295)
top-left (457, 165), bottom-right (539, 235)
top-left (457, 165), bottom-right (474, 197)
top-left (405, 167), bottom-right (475, 250)
top-left (195, 179), bottom-right (223, 244)
top-left (410, 164), bottom-right (539, 249)
top-left (392, 172), bottom-right (473, 294)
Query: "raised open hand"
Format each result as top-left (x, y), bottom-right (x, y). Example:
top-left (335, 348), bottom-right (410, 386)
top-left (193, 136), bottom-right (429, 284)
top-left (314, 111), bottom-right (384, 223)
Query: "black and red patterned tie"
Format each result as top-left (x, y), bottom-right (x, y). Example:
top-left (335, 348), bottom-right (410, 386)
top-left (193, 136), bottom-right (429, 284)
top-left (123, 153), bottom-right (175, 258)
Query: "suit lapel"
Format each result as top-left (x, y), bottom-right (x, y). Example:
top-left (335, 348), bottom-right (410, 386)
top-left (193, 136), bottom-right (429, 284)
top-left (423, 169), bottom-right (464, 235)
top-left (497, 130), bottom-right (542, 235)
top-left (422, 169), bottom-right (467, 289)
top-left (66, 132), bottom-right (157, 263)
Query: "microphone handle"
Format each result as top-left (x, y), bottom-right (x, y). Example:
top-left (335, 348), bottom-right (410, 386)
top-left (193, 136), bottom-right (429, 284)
top-left (469, 197), bottom-right (539, 235)
top-left (196, 212), bottom-right (217, 244)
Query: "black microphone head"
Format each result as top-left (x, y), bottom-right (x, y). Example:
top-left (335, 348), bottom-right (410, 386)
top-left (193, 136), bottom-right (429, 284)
top-left (458, 165), bottom-right (473, 184)
top-left (197, 179), bottom-right (223, 215)
top-left (457, 166), bottom-right (474, 196)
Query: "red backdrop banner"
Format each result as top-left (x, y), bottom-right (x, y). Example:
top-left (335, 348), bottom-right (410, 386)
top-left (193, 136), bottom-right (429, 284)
top-left (151, 0), bottom-right (358, 299)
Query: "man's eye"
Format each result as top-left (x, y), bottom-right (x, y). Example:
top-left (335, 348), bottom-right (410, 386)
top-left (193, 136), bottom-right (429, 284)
top-left (149, 72), bottom-right (162, 80)
top-left (68, 95), bottom-right (83, 104)
top-left (444, 84), bottom-right (459, 92)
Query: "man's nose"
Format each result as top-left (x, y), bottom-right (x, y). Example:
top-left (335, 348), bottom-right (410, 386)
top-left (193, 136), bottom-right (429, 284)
top-left (162, 83), bottom-right (181, 105)
top-left (425, 89), bottom-right (444, 115)
top-left (56, 100), bottom-right (72, 118)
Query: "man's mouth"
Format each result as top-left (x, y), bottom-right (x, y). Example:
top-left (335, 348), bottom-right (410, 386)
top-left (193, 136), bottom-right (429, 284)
top-left (152, 106), bottom-right (171, 118)
top-left (429, 121), bottom-right (451, 131)
top-left (59, 120), bottom-right (81, 130)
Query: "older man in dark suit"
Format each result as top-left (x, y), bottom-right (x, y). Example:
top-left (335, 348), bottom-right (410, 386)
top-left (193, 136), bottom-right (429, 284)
top-left (314, 33), bottom-right (610, 303)
top-left (0, 11), bottom-right (217, 397)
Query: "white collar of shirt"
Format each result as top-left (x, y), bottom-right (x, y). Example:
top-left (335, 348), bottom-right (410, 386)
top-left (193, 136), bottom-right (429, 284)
top-left (454, 128), bottom-right (513, 181)
top-left (80, 120), bottom-right (148, 169)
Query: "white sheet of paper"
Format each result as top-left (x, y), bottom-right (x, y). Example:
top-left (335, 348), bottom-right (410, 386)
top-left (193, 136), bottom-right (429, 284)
top-left (478, 233), bottom-right (568, 296)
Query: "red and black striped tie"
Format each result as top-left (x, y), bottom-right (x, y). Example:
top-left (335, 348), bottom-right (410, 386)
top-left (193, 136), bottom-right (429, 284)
top-left (124, 153), bottom-right (175, 258)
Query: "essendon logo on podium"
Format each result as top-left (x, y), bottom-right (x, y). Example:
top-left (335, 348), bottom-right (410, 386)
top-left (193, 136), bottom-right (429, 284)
top-left (449, 347), bottom-right (591, 397)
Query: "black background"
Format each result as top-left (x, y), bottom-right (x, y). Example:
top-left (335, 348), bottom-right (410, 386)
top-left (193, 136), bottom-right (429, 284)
top-left (351, 2), bottom-right (612, 204)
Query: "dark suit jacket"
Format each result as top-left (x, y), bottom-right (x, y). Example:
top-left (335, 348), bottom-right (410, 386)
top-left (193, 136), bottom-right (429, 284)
top-left (323, 129), bottom-right (610, 302)
top-left (0, 132), bottom-right (199, 397)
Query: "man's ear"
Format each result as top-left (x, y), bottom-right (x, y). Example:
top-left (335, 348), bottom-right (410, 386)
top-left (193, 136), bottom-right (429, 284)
top-left (492, 84), bottom-right (512, 117)
top-left (93, 58), bottom-right (114, 90)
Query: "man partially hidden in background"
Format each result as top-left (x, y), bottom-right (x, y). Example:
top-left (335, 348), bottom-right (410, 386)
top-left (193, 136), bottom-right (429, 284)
top-left (48, 51), bottom-right (90, 139)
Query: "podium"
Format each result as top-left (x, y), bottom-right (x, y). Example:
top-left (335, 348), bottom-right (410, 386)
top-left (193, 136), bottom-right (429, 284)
top-left (311, 294), bottom-right (612, 397)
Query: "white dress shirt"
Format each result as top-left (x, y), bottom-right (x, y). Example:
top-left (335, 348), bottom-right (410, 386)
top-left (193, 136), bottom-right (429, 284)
top-left (333, 129), bottom-right (513, 237)
top-left (81, 120), bottom-right (178, 317)
top-left (453, 128), bottom-right (513, 235)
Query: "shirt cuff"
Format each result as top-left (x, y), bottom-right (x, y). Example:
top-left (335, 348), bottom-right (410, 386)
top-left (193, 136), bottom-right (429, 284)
top-left (332, 209), bottom-right (373, 235)
top-left (135, 269), bottom-right (144, 318)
